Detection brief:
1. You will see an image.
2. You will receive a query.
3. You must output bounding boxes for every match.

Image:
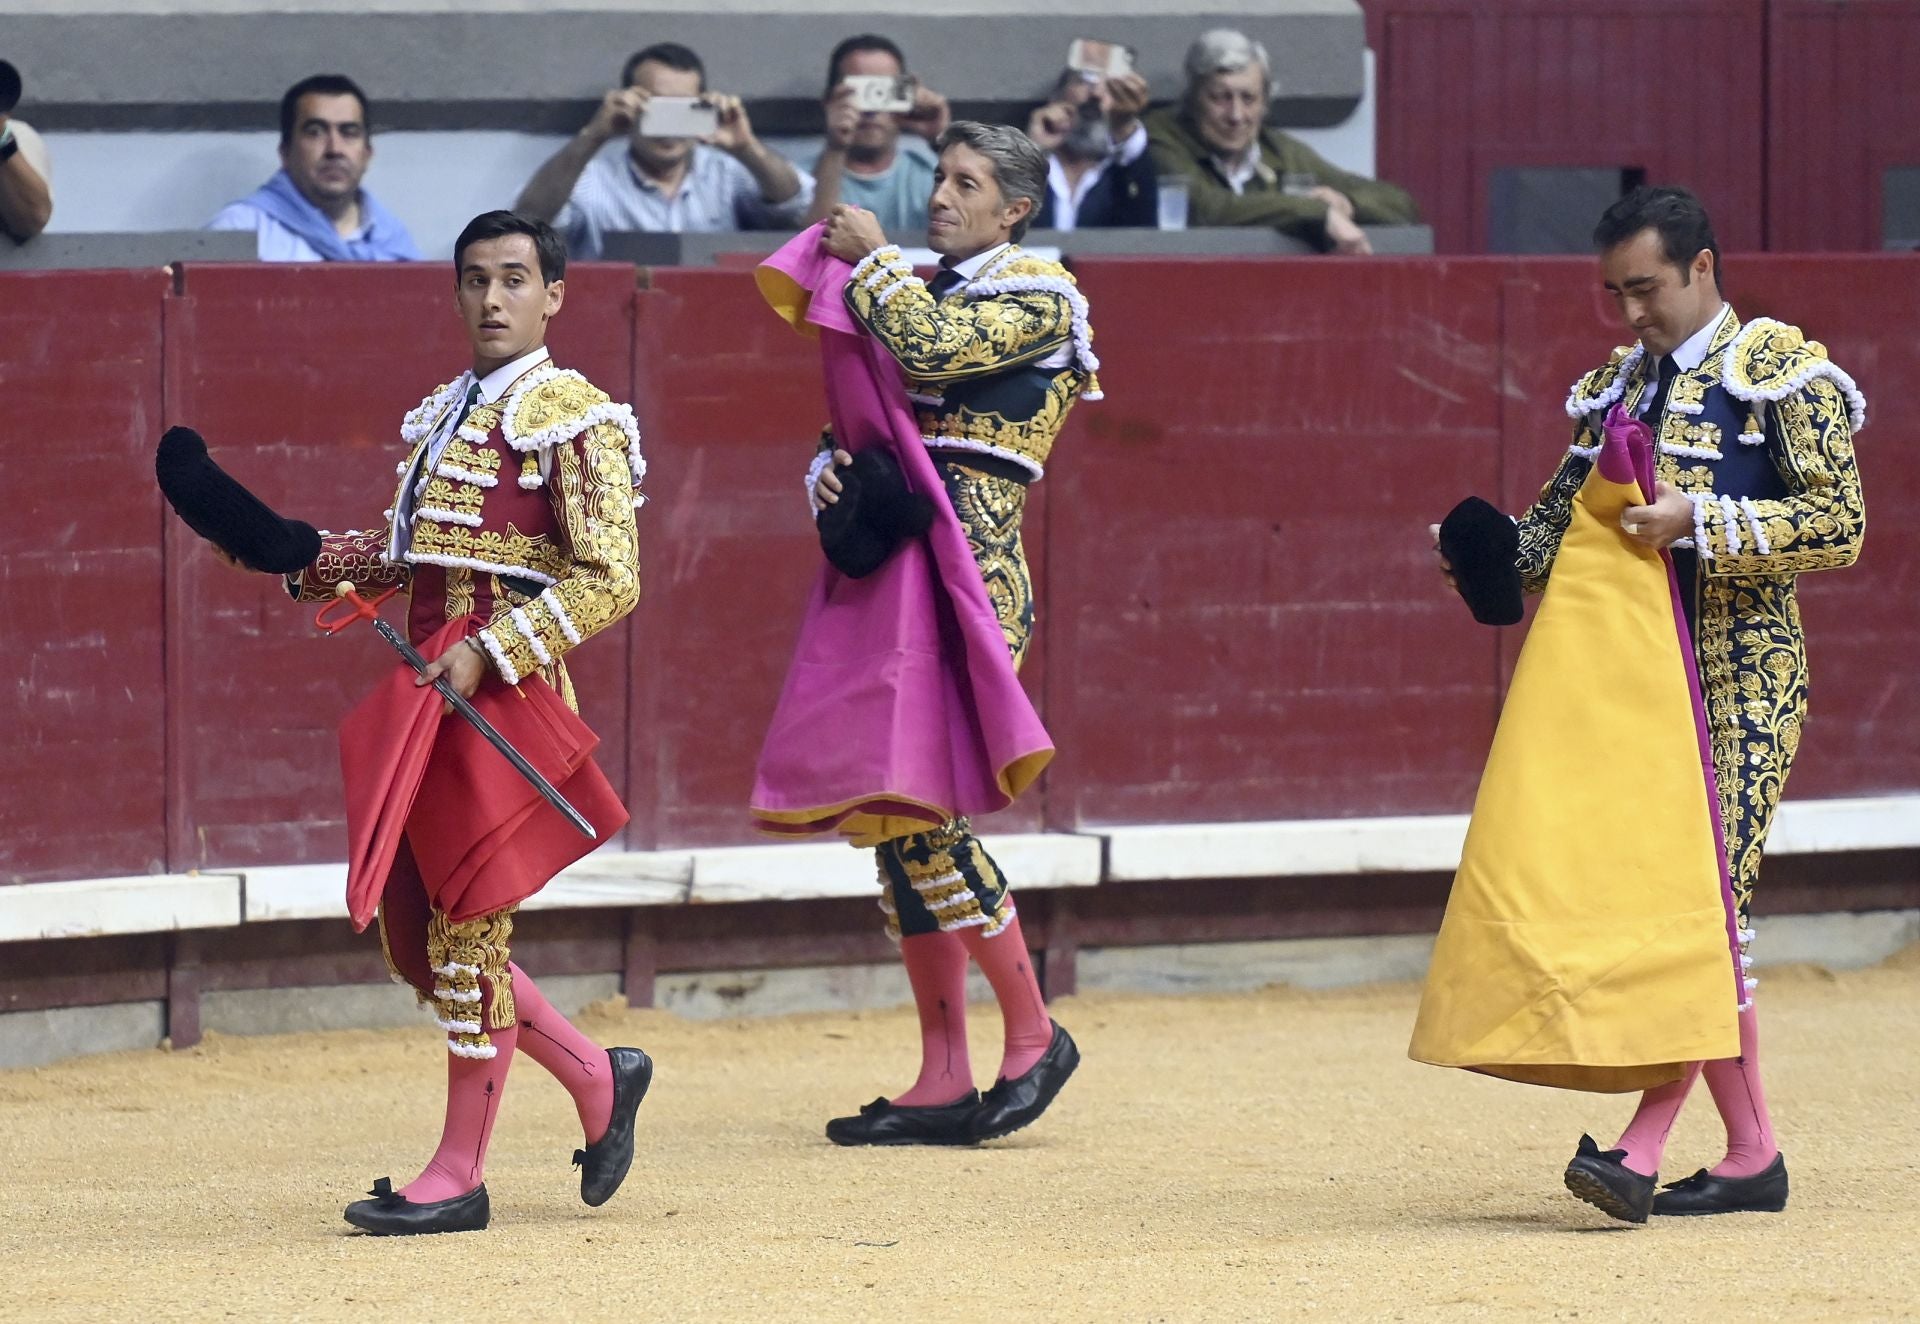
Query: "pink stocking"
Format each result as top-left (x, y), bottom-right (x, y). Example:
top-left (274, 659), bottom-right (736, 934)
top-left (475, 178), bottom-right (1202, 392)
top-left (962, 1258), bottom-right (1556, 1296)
top-left (509, 962), bottom-right (615, 1143)
top-left (891, 932), bottom-right (975, 1107)
top-left (954, 910), bottom-right (1053, 1082)
top-left (1702, 1003), bottom-right (1778, 1177)
top-left (1611, 1062), bottom-right (1703, 1178)
top-left (400, 1017), bottom-right (517, 1203)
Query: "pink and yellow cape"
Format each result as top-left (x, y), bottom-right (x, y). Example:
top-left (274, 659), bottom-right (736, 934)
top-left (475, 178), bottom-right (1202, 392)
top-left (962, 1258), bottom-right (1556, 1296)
top-left (748, 227), bottom-right (1053, 845)
top-left (1410, 408), bottom-right (1745, 1092)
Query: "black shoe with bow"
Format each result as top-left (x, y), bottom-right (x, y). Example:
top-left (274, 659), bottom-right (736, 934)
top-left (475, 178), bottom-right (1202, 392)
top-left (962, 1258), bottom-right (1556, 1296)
top-left (1563, 1133), bottom-right (1656, 1224)
top-left (969, 1021), bottom-right (1080, 1143)
top-left (825, 1091), bottom-right (982, 1147)
top-left (342, 1177), bottom-right (489, 1236)
top-left (1652, 1152), bottom-right (1789, 1216)
top-left (574, 1046), bottom-right (654, 1207)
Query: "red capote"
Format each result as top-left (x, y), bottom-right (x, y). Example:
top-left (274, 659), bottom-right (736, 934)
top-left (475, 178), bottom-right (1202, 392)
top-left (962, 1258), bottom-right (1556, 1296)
top-left (337, 614), bottom-right (627, 931)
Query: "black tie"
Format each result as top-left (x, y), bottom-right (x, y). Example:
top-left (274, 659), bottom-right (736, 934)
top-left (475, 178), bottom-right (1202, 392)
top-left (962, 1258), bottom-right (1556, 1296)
top-left (928, 268), bottom-right (965, 301)
top-left (1644, 354), bottom-right (1680, 421)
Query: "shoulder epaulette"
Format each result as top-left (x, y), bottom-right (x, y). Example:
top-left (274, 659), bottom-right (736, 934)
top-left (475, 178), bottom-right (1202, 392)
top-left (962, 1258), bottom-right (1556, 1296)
top-left (499, 366), bottom-right (646, 498)
top-left (1563, 343), bottom-right (1644, 420)
top-left (965, 247), bottom-right (1102, 400)
top-left (1722, 317), bottom-right (1866, 431)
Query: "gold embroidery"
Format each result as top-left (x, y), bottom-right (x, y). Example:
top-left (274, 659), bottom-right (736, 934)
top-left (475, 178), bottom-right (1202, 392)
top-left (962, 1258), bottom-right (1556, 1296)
top-left (427, 907), bottom-right (517, 1053)
top-left (941, 462), bottom-right (1033, 664)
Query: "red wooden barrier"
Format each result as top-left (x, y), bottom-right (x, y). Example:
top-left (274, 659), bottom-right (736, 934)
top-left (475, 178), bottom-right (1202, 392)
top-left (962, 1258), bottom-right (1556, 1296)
top-left (0, 255), bottom-right (1913, 887)
top-left (0, 269), bottom-right (170, 883)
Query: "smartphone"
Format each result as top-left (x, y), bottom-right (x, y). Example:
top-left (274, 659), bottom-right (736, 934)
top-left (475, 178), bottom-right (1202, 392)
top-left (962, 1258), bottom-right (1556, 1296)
top-left (640, 96), bottom-right (719, 138)
top-left (842, 73), bottom-right (917, 114)
top-left (1067, 39), bottom-right (1135, 79)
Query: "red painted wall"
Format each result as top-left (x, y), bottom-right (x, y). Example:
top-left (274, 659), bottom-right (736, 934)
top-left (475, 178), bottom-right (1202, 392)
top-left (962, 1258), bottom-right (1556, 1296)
top-left (1361, 0), bottom-right (1920, 254)
top-left (1, 256), bottom-right (1913, 886)
top-left (1767, 0), bottom-right (1920, 252)
top-left (1365, 0), bottom-right (1765, 255)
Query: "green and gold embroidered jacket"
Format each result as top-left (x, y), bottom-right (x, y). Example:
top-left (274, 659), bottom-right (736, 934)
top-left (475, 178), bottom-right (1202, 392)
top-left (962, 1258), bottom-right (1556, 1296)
top-left (292, 361), bottom-right (644, 700)
top-left (838, 243), bottom-right (1100, 482)
top-left (1518, 308), bottom-right (1865, 591)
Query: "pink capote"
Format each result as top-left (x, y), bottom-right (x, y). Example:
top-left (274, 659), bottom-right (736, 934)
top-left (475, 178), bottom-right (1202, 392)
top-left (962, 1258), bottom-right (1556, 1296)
top-left (749, 226), bottom-right (1053, 845)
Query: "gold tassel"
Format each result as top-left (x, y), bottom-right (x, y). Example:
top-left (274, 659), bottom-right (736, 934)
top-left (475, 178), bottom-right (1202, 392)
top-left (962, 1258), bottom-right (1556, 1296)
top-left (520, 452), bottom-right (541, 488)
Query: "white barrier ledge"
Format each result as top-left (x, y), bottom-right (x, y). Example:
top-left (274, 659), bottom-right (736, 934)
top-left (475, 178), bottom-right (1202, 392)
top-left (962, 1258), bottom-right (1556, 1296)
top-left (688, 834), bottom-right (1105, 905)
top-left (1101, 796), bottom-right (1920, 883)
top-left (4, 797), bottom-right (1914, 940)
top-left (0, 873), bottom-right (242, 943)
top-left (1102, 815), bottom-right (1472, 882)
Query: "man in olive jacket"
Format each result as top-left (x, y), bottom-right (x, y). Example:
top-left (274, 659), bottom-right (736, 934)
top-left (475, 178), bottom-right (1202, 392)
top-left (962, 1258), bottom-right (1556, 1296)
top-left (1147, 29), bottom-right (1418, 253)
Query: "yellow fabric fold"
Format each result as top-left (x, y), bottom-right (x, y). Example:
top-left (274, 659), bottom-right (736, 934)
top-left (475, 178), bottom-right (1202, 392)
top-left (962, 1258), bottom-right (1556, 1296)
top-left (1409, 466), bottom-right (1741, 1092)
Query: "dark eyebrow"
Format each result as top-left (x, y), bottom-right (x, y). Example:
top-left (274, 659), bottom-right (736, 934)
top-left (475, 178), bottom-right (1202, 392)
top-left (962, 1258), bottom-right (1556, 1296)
top-left (460, 261), bottom-right (533, 278)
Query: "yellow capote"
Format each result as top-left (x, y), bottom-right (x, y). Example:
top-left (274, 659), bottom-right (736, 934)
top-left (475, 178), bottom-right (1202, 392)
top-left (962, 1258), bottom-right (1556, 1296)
top-left (1409, 465), bottom-right (1742, 1092)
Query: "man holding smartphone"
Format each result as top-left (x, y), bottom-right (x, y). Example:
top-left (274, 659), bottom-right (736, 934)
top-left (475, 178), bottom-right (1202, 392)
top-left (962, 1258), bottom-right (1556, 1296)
top-left (1026, 60), bottom-right (1156, 230)
top-left (803, 34), bottom-right (951, 235)
top-left (515, 43), bottom-right (812, 254)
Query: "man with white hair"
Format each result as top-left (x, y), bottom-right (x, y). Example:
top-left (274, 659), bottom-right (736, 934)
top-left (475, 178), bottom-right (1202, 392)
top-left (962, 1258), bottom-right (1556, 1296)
top-left (1145, 28), bottom-right (1417, 253)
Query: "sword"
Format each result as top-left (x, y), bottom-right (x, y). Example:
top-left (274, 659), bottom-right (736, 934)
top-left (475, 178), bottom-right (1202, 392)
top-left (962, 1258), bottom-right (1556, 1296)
top-left (316, 581), bottom-right (597, 840)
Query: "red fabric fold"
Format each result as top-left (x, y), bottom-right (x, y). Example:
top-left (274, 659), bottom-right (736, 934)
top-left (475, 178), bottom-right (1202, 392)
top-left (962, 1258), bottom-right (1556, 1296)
top-left (337, 615), bottom-right (627, 930)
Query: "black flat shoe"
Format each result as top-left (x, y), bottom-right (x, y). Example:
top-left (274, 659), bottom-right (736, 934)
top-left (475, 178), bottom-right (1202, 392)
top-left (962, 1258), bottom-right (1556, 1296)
top-left (969, 1021), bottom-right (1080, 1143)
top-left (574, 1046), bottom-right (653, 1207)
top-left (1653, 1153), bottom-right (1788, 1216)
top-left (343, 1178), bottom-right (489, 1236)
top-left (826, 1091), bottom-right (981, 1147)
top-left (1563, 1134), bottom-right (1656, 1224)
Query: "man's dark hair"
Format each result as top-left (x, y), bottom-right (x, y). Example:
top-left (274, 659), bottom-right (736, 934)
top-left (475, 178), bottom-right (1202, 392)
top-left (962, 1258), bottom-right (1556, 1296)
top-left (622, 43), bottom-right (706, 91)
top-left (825, 34), bottom-right (907, 95)
top-left (279, 75), bottom-right (370, 149)
top-left (1593, 185), bottom-right (1723, 290)
top-left (453, 211), bottom-right (568, 285)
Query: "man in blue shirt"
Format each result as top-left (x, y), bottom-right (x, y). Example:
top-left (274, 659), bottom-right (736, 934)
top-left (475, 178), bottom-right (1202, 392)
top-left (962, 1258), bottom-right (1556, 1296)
top-left (208, 74), bottom-right (421, 262)
top-left (803, 35), bottom-right (951, 238)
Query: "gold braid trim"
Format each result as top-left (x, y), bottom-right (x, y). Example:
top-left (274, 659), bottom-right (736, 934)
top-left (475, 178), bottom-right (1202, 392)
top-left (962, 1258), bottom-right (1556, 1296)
top-left (426, 909), bottom-right (517, 1054)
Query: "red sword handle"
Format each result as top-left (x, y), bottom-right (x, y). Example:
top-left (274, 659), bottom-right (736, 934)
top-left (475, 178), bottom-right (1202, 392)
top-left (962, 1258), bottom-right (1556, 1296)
top-left (314, 579), bottom-right (403, 636)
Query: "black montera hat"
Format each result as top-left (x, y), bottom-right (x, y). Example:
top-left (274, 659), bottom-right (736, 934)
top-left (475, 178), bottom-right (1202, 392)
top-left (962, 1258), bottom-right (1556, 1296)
top-left (1439, 495), bottom-right (1524, 626)
top-left (155, 426), bottom-right (322, 574)
top-left (816, 448), bottom-right (936, 580)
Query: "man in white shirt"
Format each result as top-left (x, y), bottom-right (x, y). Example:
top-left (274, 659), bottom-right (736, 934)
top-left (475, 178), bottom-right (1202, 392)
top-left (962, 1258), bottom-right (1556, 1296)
top-left (0, 59), bottom-right (54, 242)
top-left (1025, 67), bottom-right (1155, 231)
top-left (515, 42), bottom-right (811, 254)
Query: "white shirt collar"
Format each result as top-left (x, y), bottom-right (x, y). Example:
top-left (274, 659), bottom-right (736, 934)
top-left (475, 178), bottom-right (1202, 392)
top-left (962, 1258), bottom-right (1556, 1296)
top-left (1666, 304), bottom-right (1731, 374)
top-left (941, 242), bottom-right (1013, 285)
top-left (474, 346), bottom-right (552, 405)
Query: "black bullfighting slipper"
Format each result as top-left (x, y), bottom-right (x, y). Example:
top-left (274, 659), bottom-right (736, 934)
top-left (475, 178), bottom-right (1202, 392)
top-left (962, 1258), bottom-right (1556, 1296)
top-left (969, 1021), bottom-right (1080, 1143)
top-left (1563, 1134), bottom-right (1656, 1224)
top-left (825, 1091), bottom-right (982, 1147)
top-left (574, 1046), bottom-right (654, 1207)
top-left (342, 1178), bottom-right (489, 1236)
top-left (1652, 1152), bottom-right (1789, 1216)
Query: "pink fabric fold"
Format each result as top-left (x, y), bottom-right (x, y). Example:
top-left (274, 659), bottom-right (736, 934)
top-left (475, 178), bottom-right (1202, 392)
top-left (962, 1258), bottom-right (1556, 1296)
top-left (1602, 405), bottom-right (1745, 1004)
top-left (748, 227), bottom-right (1053, 844)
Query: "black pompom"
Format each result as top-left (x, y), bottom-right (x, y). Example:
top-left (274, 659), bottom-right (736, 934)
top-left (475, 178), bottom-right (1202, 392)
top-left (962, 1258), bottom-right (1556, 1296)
top-left (155, 426), bottom-right (323, 574)
top-left (1439, 496), bottom-right (1524, 626)
top-left (817, 448), bottom-right (935, 579)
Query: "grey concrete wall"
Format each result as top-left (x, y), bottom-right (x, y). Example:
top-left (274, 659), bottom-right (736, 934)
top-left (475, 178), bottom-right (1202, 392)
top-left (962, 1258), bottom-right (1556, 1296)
top-left (4, 1), bottom-right (1365, 131)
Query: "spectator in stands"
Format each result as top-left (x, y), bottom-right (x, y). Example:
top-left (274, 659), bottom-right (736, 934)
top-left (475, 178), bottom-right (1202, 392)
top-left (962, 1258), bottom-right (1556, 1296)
top-left (803, 35), bottom-right (951, 235)
top-left (1146, 29), bottom-right (1418, 253)
top-left (0, 100), bottom-right (54, 242)
top-left (1026, 66), bottom-right (1156, 230)
top-left (208, 75), bottom-right (421, 261)
top-left (515, 43), bottom-right (811, 254)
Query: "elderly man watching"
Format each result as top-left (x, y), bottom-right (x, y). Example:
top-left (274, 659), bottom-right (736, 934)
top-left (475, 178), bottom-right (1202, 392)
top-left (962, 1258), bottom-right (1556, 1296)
top-left (1145, 29), bottom-right (1418, 253)
top-left (1026, 66), bottom-right (1156, 230)
top-left (208, 74), bottom-right (420, 261)
top-left (515, 42), bottom-right (812, 254)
